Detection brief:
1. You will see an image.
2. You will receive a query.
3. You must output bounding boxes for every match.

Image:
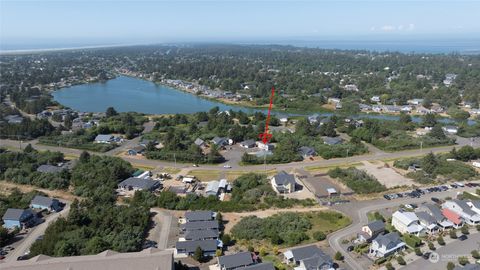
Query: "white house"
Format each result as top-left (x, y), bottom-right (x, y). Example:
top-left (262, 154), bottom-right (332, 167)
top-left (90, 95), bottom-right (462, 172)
top-left (391, 211), bottom-right (425, 236)
top-left (257, 141), bottom-right (274, 151)
top-left (467, 201), bottom-right (480, 215)
top-left (472, 161), bottom-right (480, 169)
top-left (369, 232), bottom-right (406, 258)
top-left (271, 171), bottom-right (296, 194)
top-left (283, 245), bottom-right (334, 270)
top-left (443, 200), bottom-right (480, 225)
top-left (442, 126), bottom-right (458, 134)
top-left (371, 96), bottom-right (381, 103)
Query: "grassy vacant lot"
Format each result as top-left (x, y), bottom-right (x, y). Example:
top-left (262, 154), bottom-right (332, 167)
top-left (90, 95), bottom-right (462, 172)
top-left (188, 169), bottom-right (277, 181)
top-left (231, 211), bottom-right (351, 250)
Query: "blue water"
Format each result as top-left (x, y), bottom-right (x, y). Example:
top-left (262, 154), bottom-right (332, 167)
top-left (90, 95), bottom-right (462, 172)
top-left (53, 76), bottom-right (475, 125)
top-left (52, 76), bottom-right (263, 114)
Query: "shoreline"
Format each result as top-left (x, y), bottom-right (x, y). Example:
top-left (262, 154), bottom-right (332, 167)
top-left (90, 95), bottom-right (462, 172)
top-left (0, 43), bottom-right (144, 55)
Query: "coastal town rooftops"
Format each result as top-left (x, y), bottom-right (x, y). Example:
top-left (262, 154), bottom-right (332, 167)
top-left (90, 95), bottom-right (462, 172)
top-left (181, 220), bottom-right (219, 231)
top-left (175, 239), bottom-right (218, 253)
top-left (272, 171), bottom-right (296, 186)
top-left (392, 211), bottom-right (419, 225)
top-left (422, 203), bottom-right (445, 222)
top-left (2, 208), bottom-right (34, 221)
top-left (415, 211), bottom-right (437, 225)
top-left (185, 211), bottom-right (215, 222)
top-left (218, 252), bottom-right (254, 269)
top-left (94, 134), bottom-right (114, 142)
top-left (365, 220), bottom-right (385, 233)
top-left (118, 177), bottom-right (160, 190)
top-left (30, 195), bottom-right (58, 208)
top-left (284, 244), bottom-right (327, 262)
top-left (0, 248), bottom-right (173, 270)
top-left (373, 232), bottom-right (403, 248)
top-left (242, 262), bottom-right (275, 270)
top-left (451, 199), bottom-right (478, 216)
top-left (36, 164), bottom-right (65, 174)
top-left (184, 229), bottom-right (219, 240)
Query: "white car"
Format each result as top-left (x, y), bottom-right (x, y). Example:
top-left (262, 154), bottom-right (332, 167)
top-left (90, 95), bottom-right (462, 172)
top-left (223, 164), bottom-right (232, 169)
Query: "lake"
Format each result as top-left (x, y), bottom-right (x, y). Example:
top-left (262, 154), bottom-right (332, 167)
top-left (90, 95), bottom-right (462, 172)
top-left (53, 76), bottom-right (263, 114)
top-left (53, 76), bottom-right (474, 125)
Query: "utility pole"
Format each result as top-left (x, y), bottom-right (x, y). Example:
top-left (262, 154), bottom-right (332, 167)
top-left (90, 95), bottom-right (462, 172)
top-left (174, 153), bottom-right (177, 168)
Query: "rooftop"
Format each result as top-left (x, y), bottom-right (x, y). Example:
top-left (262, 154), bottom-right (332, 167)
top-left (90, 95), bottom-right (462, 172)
top-left (218, 252), bottom-right (253, 269)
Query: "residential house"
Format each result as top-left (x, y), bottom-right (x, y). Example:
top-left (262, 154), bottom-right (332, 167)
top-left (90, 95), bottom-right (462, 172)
top-left (36, 164), bottom-right (66, 174)
top-left (408, 99), bottom-right (424, 105)
top-left (240, 140), bottom-right (256, 149)
top-left (415, 211), bottom-right (439, 234)
top-left (298, 146), bottom-right (316, 158)
top-left (2, 208), bottom-right (36, 229)
top-left (471, 161), bottom-right (480, 169)
top-left (283, 245), bottom-right (334, 270)
top-left (139, 139), bottom-right (158, 147)
top-left (441, 208), bottom-right (463, 228)
top-left (205, 179), bottom-right (232, 198)
top-left (466, 200), bottom-right (480, 215)
top-left (4, 115), bottom-right (24, 124)
top-left (308, 114), bottom-right (320, 124)
top-left (371, 96), bottom-right (381, 103)
top-left (117, 177), bottom-right (161, 192)
top-left (359, 104), bottom-right (372, 112)
top-left (185, 211), bottom-right (216, 222)
top-left (175, 239), bottom-right (219, 256)
top-left (180, 220), bottom-right (219, 231)
top-left (257, 142), bottom-right (274, 151)
top-left (30, 195), bottom-right (62, 212)
top-left (184, 229), bottom-right (219, 241)
top-left (0, 249), bottom-right (174, 270)
top-left (271, 171), bottom-right (296, 194)
top-left (419, 204), bottom-right (454, 230)
top-left (323, 137), bottom-right (343, 145)
top-left (344, 84), bottom-right (359, 92)
top-left (443, 200), bottom-right (480, 225)
top-left (127, 145), bottom-right (146, 155)
top-left (391, 211), bottom-right (425, 236)
top-left (242, 263), bottom-right (275, 270)
top-left (194, 138), bottom-right (205, 147)
top-left (358, 220), bottom-right (385, 242)
top-left (94, 134), bottom-right (115, 143)
top-left (369, 232), bottom-right (406, 258)
top-left (218, 252), bottom-right (254, 270)
top-left (442, 126), bottom-right (458, 134)
top-left (212, 137), bottom-right (232, 147)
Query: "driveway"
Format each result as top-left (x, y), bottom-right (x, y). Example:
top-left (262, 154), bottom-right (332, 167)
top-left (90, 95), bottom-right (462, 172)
top-left (4, 202), bottom-right (71, 263)
top-left (149, 209), bottom-right (176, 249)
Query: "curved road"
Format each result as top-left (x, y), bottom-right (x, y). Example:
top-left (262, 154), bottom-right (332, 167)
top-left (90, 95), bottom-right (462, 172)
top-left (328, 185), bottom-right (480, 270)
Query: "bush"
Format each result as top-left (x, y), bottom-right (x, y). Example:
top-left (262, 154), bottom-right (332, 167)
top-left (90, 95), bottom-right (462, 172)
top-left (472, 250), bottom-right (480, 259)
top-left (328, 167), bottom-right (386, 194)
top-left (313, 231), bottom-right (326, 241)
top-left (385, 262), bottom-right (394, 270)
top-left (414, 247), bottom-right (422, 256)
top-left (447, 262), bottom-right (455, 270)
top-left (396, 256), bottom-right (406, 265)
top-left (458, 256), bottom-right (469, 266)
top-left (437, 236), bottom-right (445, 245)
top-left (428, 241), bottom-right (436, 251)
top-left (461, 226), bottom-right (470, 235)
top-left (334, 251), bottom-right (343, 261)
top-left (450, 230), bottom-right (457, 239)
top-left (403, 234), bottom-right (422, 248)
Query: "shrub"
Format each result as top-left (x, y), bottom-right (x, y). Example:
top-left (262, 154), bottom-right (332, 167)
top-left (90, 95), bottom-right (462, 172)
top-left (328, 167), bottom-right (386, 194)
top-left (437, 236), bottom-right (445, 245)
top-left (461, 226), bottom-right (470, 235)
top-left (450, 230), bottom-right (457, 239)
top-left (414, 247), bottom-right (422, 256)
top-left (385, 262), bottom-right (394, 270)
top-left (334, 251), bottom-right (344, 261)
top-left (447, 262), bottom-right (455, 270)
top-left (458, 256), bottom-right (469, 266)
top-left (313, 231), bottom-right (326, 241)
top-left (396, 256), bottom-right (406, 265)
top-left (403, 234), bottom-right (422, 248)
top-left (428, 242), bottom-right (436, 251)
top-left (471, 250), bottom-right (480, 259)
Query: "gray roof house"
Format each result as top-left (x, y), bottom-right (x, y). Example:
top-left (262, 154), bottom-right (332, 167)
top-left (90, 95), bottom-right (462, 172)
top-left (194, 138), bottom-right (205, 147)
top-left (117, 177), bottom-right (161, 192)
top-left (283, 245), bottom-right (333, 270)
top-left (211, 137), bottom-right (230, 147)
top-left (443, 200), bottom-right (480, 225)
top-left (2, 208), bottom-right (36, 229)
top-left (184, 229), bottom-right (219, 241)
top-left (359, 220), bottom-right (385, 242)
top-left (242, 263), bottom-right (275, 270)
top-left (420, 203), bottom-right (454, 229)
top-left (415, 211), bottom-right (439, 233)
top-left (127, 145), bottom-right (146, 155)
top-left (185, 211), bottom-right (215, 222)
top-left (30, 195), bottom-right (62, 212)
top-left (298, 146), bottom-right (316, 158)
top-left (175, 239), bottom-right (219, 256)
top-left (36, 164), bottom-right (65, 174)
top-left (205, 179), bottom-right (231, 197)
top-left (369, 232), bottom-right (405, 258)
top-left (240, 139), bottom-right (256, 148)
top-left (218, 252), bottom-right (254, 270)
top-left (94, 134), bottom-right (114, 143)
top-left (323, 137), bottom-right (343, 145)
top-left (4, 115), bottom-right (24, 124)
top-left (271, 171), bottom-right (296, 194)
top-left (180, 220), bottom-right (219, 231)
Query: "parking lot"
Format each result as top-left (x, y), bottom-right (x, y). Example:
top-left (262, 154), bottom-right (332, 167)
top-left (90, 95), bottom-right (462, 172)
top-left (383, 182), bottom-right (479, 201)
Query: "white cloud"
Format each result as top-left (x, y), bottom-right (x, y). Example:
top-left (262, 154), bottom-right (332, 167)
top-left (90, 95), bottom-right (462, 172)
top-left (380, 25), bottom-right (396, 32)
top-left (370, 26), bottom-right (376, 31)
top-left (407, 23), bottom-right (415, 31)
top-left (398, 25), bottom-right (404, 31)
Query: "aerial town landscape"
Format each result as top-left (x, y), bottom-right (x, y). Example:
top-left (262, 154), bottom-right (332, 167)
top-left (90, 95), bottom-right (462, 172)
top-left (1, 1), bottom-right (480, 270)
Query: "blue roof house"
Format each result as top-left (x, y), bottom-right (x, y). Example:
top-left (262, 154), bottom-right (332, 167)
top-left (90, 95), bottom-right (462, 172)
top-left (2, 208), bottom-right (35, 229)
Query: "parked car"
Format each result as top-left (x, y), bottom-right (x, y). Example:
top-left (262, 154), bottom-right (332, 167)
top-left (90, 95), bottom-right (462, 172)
top-left (347, 246), bottom-right (354, 252)
top-left (383, 194), bottom-right (391, 200)
top-left (459, 235), bottom-right (468, 241)
top-left (17, 255), bottom-right (29, 261)
top-left (0, 255), bottom-right (5, 260)
top-left (223, 164), bottom-right (232, 169)
top-left (422, 252), bottom-right (431, 260)
top-left (431, 197), bottom-right (441, 204)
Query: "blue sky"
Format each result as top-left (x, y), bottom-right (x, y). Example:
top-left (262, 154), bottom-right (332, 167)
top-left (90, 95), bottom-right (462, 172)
top-left (1, 0), bottom-right (479, 46)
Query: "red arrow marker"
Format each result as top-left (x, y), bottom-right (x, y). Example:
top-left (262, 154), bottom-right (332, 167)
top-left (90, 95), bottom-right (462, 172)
top-left (259, 86), bottom-right (275, 144)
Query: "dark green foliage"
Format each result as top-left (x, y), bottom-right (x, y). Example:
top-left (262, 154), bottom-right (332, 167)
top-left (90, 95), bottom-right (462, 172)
top-left (30, 199), bottom-right (150, 257)
top-left (437, 236), bottom-right (445, 245)
top-left (461, 226), bottom-right (470, 235)
top-left (447, 262), bottom-right (455, 270)
top-left (403, 234), bottom-right (422, 248)
top-left (193, 247), bottom-right (204, 262)
top-left (428, 241), bottom-right (436, 251)
top-left (385, 262), bottom-right (394, 270)
top-left (450, 229), bottom-right (457, 239)
top-left (414, 247), bottom-right (422, 256)
top-left (396, 256), bottom-right (406, 265)
top-left (328, 167), bottom-right (386, 194)
top-left (334, 251), bottom-right (344, 261)
top-left (0, 148), bottom-right (68, 189)
top-left (313, 231), bottom-right (326, 241)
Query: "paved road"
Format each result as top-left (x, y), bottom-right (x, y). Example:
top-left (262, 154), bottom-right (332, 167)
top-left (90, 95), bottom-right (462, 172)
top-left (4, 203), bottom-right (71, 263)
top-left (328, 185), bottom-right (480, 270)
top-left (1, 135), bottom-right (477, 173)
top-left (402, 232), bottom-right (480, 270)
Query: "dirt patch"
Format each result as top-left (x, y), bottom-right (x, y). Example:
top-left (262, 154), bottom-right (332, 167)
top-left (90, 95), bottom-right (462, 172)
top-left (0, 180), bottom-right (80, 201)
top-left (358, 161), bottom-right (415, 188)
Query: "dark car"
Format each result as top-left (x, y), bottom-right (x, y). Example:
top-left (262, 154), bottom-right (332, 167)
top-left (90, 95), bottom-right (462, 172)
top-left (347, 246), bottom-right (354, 252)
top-left (459, 235), bottom-right (468, 241)
top-left (431, 197), bottom-right (441, 204)
top-left (409, 191), bottom-right (421, 198)
top-left (0, 255), bottom-right (5, 260)
top-left (383, 194), bottom-right (391, 200)
top-left (17, 255), bottom-right (29, 261)
top-left (422, 252), bottom-right (431, 259)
